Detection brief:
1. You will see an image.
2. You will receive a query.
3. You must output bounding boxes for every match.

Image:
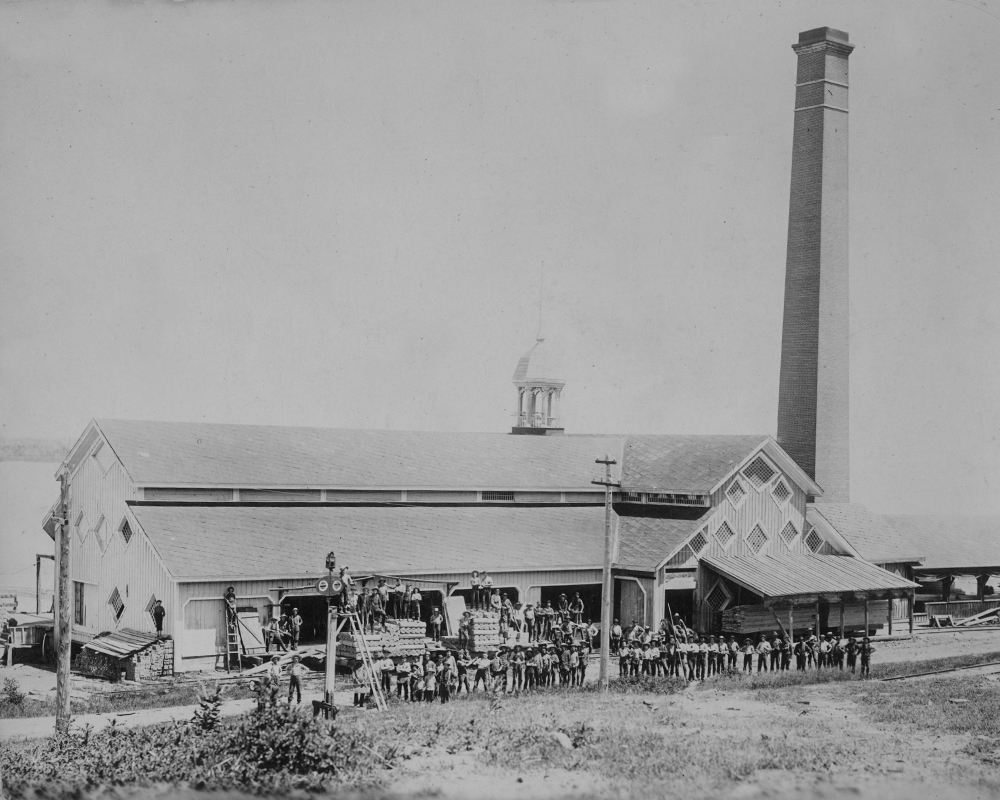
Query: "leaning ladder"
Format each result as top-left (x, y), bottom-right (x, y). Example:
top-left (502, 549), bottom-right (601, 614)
top-left (346, 611), bottom-right (387, 711)
top-left (224, 607), bottom-right (246, 674)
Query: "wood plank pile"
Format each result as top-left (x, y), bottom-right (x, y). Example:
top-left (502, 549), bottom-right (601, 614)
top-left (337, 619), bottom-right (433, 659)
top-left (467, 611), bottom-right (501, 652)
top-left (722, 602), bottom-right (889, 635)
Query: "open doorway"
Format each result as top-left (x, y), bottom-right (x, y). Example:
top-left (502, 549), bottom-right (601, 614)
top-left (538, 584), bottom-right (602, 622)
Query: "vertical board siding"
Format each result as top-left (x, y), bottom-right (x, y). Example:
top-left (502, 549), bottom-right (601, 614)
top-left (65, 449), bottom-right (174, 643)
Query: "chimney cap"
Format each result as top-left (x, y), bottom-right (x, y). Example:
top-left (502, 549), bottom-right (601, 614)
top-left (797, 27), bottom-right (850, 46)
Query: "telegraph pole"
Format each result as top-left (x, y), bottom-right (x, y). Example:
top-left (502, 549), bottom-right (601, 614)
top-left (55, 470), bottom-right (72, 733)
top-left (592, 454), bottom-right (619, 693)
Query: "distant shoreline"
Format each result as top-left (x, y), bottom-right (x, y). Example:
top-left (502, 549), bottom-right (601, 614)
top-left (0, 439), bottom-right (72, 463)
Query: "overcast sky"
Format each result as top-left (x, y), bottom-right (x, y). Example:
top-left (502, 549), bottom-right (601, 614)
top-left (2, 0), bottom-right (998, 532)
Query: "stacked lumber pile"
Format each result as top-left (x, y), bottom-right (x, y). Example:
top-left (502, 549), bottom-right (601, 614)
top-left (467, 611), bottom-right (501, 652)
top-left (722, 602), bottom-right (889, 635)
top-left (337, 619), bottom-right (433, 659)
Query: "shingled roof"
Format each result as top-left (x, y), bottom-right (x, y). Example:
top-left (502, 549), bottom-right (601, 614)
top-left (810, 503), bottom-right (1000, 571)
top-left (130, 504), bottom-right (607, 580)
top-left (94, 419), bottom-right (623, 489)
top-left (616, 515), bottom-right (707, 571)
top-left (621, 435), bottom-right (770, 493)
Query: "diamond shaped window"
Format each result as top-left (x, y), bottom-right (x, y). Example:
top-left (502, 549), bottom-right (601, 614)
top-left (772, 479), bottom-right (791, 504)
top-left (689, 529), bottom-right (708, 554)
top-left (715, 521), bottom-right (735, 547)
top-left (780, 521), bottom-right (798, 545)
top-left (706, 584), bottom-right (730, 613)
top-left (746, 524), bottom-right (768, 554)
top-left (805, 529), bottom-right (824, 553)
top-left (726, 479), bottom-right (747, 507)
top-left (743, 456), bottom-right (777, 489)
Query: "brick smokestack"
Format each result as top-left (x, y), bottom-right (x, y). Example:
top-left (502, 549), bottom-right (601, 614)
top-left (777, 27), bottom-right (854, 503)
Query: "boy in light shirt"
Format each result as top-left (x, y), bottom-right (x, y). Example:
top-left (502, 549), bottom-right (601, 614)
top-left (756, 634), bottom-right (771, 673)
top-left (742, 638), bottom-right (755, 673)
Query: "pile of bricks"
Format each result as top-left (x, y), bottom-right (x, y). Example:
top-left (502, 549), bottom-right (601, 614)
top-left (467, 611), bottom-right (501, 651)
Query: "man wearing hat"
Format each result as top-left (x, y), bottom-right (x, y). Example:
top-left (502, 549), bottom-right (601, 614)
top-left (288, 654), bottom-right (305, 704)
top-left (756, 633), bottom-right (771, 673)
top-left (859, 636), bottom-right (874, 677)
top-left (289, 607), bottom-right (303, 650)
top-left (429, 607), bottom-right (444, 642)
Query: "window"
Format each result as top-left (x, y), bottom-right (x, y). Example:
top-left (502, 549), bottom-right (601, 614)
top-left (705, 583), bottom-right (730, 613)
top-left (772, 479), bottom-right (791, 505)
top-left (482, 491), bottom-right (514, 502)
top-left (119, 518), bottom-right (133, 545)
top-left (725, 479), bottom-right (747, 508)
top-left (93, 515), bottom-right (106, 551)
top-left (805, 529), bottom-right (824, 553)
top-left (646, 493), bottom-right (706, 506)
top-left (92, 442), bottom-right (115, 473)
top-left (665, 544), bottom-right (696, 568)
top-left (108, 587), bottom-right (125, 621)
top-left (73, 581), bottom-right (85, 626)
top-left (715, 521), bottom-right (736, 547)
top-left (742, 456), bottom-right (777, 489)
top-left (689, 529), bottom-right (708, 554)
top-left (780, 521), bottom-right (799, 545)
top-left (746, 524), bottom-right (768, 554)
top-left (619, 491), bottom-right (643, 503)
top-left (74, 511), bottom-right (88, 544)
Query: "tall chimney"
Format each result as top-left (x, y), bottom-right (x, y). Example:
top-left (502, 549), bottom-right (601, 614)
top-left (777, 27), bottom-right (854, 504)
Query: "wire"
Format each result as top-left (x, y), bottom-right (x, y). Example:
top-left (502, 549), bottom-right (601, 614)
top-left (0, 564), bottom-right (36, 577)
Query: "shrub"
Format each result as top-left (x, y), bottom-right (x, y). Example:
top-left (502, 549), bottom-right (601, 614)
top-left (2, 677), bottom-right (25, 706)
top-left (0, 705), bottom-right (393, 797)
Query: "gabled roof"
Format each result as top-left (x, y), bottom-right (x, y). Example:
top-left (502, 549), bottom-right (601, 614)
top-left (615, 515), bottom-right (707, 572)
top-left (91, 419), bottom-right (622, 489)
top-left (621, 435), bottom-right (770, 494)
top-left (130, 505), bottom-right (606, 580)
top-left (701, 553), bottom-right (918, 601)
top-left (811, 503), bottom-right (1000, 571)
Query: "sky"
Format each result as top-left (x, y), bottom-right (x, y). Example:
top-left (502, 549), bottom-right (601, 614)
top-left (1, 0), bottom-right (998, 581)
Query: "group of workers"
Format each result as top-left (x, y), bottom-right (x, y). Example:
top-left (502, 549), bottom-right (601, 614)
top-left (352, 640), bottom-right (596, 706)
top-left (611, 616), bottom-right (875, 679)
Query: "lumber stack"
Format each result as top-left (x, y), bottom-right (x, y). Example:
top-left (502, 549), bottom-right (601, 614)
top-left (467, 611), bottom-right (501, 652)
top-left (337, 620), bottom-right (434, 659)
top-left (721, 602), bottom-right (889, 636)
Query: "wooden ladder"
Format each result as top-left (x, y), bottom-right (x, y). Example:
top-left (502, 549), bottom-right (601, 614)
top-left (346, 612), bottom-right (387, 710)
top-left (224, 607), bottom-right (246, 673)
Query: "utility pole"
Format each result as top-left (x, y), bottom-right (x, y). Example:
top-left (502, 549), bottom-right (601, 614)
top-left (55, 470), bottom-right (72, 733)
top-left (592, 454), bottom-right (619, 693)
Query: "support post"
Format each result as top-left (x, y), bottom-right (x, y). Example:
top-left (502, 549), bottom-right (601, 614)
top-left (325, 602), bottom-right (337, 708)
top-left (887, 594), bottom-right (893, 636)
top-left (908, 590), bottom-right (914, 635)
top-left (36, 555), bottom-right (42, 616)
top-left (593, 455), bottom-right (619, 693)
top-left (815, 599), bottom-right (821, 667)
top-left (839, 598), bottom-right (845, 641)
top-left (788, 605), bottom-right (794, 651)
top-left (55, 471), bottom-right (71, 734)
top-left (863, 598), bottom-right (869, 637)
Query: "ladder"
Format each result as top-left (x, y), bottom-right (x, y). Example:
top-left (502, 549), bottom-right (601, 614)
top-left (224, 606), bottom-right (246, 674)
top-left (345, 611), bottom-right (387, 711)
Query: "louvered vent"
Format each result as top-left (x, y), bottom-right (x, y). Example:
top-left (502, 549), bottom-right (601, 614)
top-left (726, 480), bottom-right (747, 506)
top-left (108, 587), bottom-right (125, 621)
top-left (780, 521), bottom-right (798, 545)
top-left (689, 530), bottom-right (708, 553)
top-left (805, 529), bottom-right (824, 552)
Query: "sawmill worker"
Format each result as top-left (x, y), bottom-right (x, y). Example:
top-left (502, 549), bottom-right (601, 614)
top-left (266, 617), bottom-right (287, 652)
top-left (267, 655), bottom-right (282, 703)
top-left (410, 587), bottom-right (423, 621)
top-left (610, 619), bottom-right (623, 655)
top-left (376, 579), bottom-right (389, 614)
top-left (395, 655), bottom-right (411, 699)
top-left (470, 570), bottom-right (482, 611)
top-left (429, 607), bottom-right (444, 642)
top-left (525, 646), bottom-right (541, 689)
top-left (726, 635), bottom-right (739, 671)
top-left (569, 593), bottom-right (585, 624)
top-left (224, 587), bottom-right (238, 625)
top-left (422, 655), bottom-right (437, 702)
top-left (806, 634), bottom-right (818, 668)
top-left (769, 632), bottom-right (781, 671)
top-left (152, 600), bottom-right (166, 639)
top-left (845, 637), bottom-right (858, 673)
top-left (252, 673), bottom-right (273, 711)
top-left (538, 602), bottom-right (555, 640)
top-left (671, 613), bottom-right (690, 641)
top-left (831, 634), bottom-right (845, 670)
top-left (489, 648), bottom-right (507, 692)
top-left (287, 654), bottom-right (305, 705)
top-left (454, 649), bottom-right (472, 695)
top-left (556, 593), bottom-right (570, 624)
top-left (378, 649), bottom-right (393, 696)
top-left (489, 589), bottom-right (502, 615)
top-left (389, 579), bottom-right (405, 619)
top-left (500, 593), bottom-right (515, 625)
top-left (288, 607), bottom-right (303, 650)
top-left (458, 611), bottom-right (471, 650)
top-left (510, 644), bottom-right (526, 690)
top-left (756, 633), bottom-right (771, 673)
top-left (474, 651), bottom-right (491, 692)
top-left (523, 603), bottom-right (536, 642)
top-left (339, 567), bottom-right (355, 608)
top-left (437, 653), bottom-right (452, 703)
top-left (780, 636), bottom-right (792, 671)
top-left (742, 638), bottom-right (755, 673)
top-left (481, 571), bottom-right (494, 609)
top-left (370, 589), bottom-right (387, 633)
top-left (409, 655), bottom-right (423, 701)
top-left (817, 633), bottom-right (831, 668)
top-left (859, 637), bottom-right (874, 677)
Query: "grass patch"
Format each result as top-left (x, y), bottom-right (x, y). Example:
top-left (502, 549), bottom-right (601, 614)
top-left (0, 677), bottom-right (256, 719)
